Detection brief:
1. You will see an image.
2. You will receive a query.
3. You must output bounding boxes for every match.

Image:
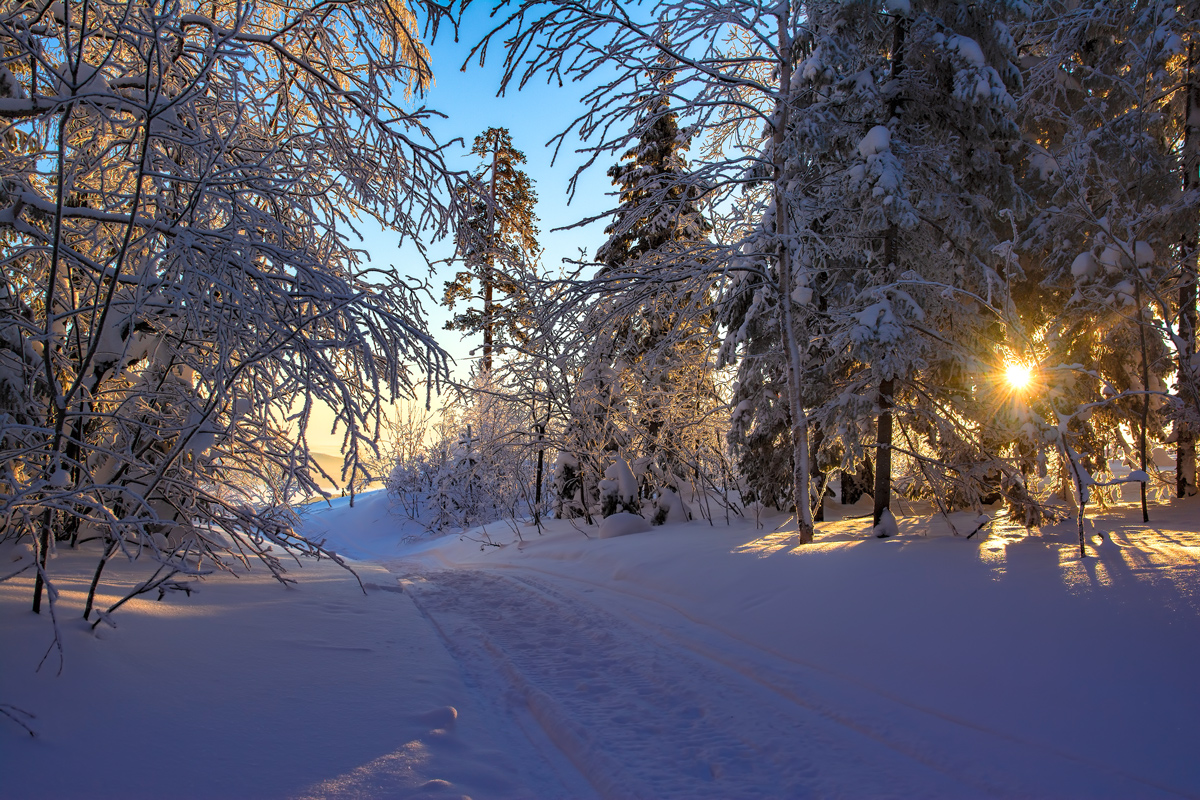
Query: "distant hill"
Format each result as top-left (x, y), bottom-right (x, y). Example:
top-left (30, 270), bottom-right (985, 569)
top-left (307, 450), bottom-right (383, 491)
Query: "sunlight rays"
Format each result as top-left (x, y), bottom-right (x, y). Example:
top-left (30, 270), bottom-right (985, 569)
top-left (1005, 361), bottom-right (1034, 392)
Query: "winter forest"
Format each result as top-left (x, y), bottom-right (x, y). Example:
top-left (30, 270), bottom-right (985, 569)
top-left (2, 0), bottom-right (1200, 796)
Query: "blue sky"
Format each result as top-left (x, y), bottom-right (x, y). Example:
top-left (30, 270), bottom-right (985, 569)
top-left (360, 8), bottom-right (614, 370)
top-left (308, 8), bottom-right (616, 452)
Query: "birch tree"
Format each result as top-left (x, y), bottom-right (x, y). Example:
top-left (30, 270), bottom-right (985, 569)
top-left (0, 0), bottom-right (457, 625)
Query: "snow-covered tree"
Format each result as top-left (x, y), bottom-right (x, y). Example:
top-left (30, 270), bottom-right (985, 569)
top-left (1014, 0), bottom-right (1199, 511)
top-left (712, 0), bottom-right (1038, 529)
top-left (0, 0), bottom-right (457, 624)
top-left (1181, 28), bottom-right (1200, 496)
top-left (473, 0), bottom-right (1196, 538)
top-left (423, 376), bottom-right (548, 536)
top-left (570, 54), bottom-right (725, 517)
top-left (801, 1), bottom-right (1033, 530)
top-left (595, 47), bottom-right (709, 270)
top-left (476, 0), bottom-right (827, 537)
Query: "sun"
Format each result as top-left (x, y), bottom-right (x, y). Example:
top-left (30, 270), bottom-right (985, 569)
top-left (1005, 362), bottom-right (1033, 391)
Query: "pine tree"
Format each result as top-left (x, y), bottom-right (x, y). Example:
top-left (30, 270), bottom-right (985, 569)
top-left (444, 128), bottom-right (540, 374)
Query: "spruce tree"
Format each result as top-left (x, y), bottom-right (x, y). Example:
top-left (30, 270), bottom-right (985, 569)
top-left (723, 0), bottom-right (1035, 528)
top-left (1014, 0), bottom-right (1195, 516)
top-left (596, 69), bottom-right (709, 269)
top-left (579, 64), bottom-right (719, 513)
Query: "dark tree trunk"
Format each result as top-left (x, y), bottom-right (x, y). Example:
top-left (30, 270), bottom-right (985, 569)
top-left (32, 509), bottom-right (52, 613)
top-left (871, 16), bottom-right (906, 535)
top-left (483, 146), bottom-right (499, 375)
top-left (534, 423), bottom-right (545, 525)
top-left (483, 275), bottom-right (494, 375)
top-left (811, 425), bottom-right (824, 522)
top-left (84, 540), bottom-right (119, 621)
top-left (873, 377), bottom-right (895, 531)
top-left (1179, 39), bottom-right (1199, 496)
top-left (1136, 284), bottom-right (1151, 522)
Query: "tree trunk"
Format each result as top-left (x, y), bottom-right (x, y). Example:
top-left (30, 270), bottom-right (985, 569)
top-left (871, 16), bottom-right (907, 534)
top-left (483, 278), bottom-right (494, 375)
top-left (771, 1), bottom-right (814, 544)
top-left (873, 377), bottom-right (894, 530)
top-left (31, 510), bottom-right (52, 613)
top-left (84, 540), bottom-right (119, 621)
top-left (534, 423), bottom-right (545, 525)
top-left (483, 146), bottom-right (499, 375)
top-left (1178, 39), bottom-right (1199, 497)
top-left (1136, 284), bottom-right (1151, 522)
top-left (811, 425), bottom-right (824, 522)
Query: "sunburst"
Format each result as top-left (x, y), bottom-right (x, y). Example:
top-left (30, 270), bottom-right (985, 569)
top-left (1004, 362), bottom-right (1034, 392)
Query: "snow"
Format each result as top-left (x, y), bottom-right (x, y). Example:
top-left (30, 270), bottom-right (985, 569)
top-left (1070, 251), bottom-right (1097, 279)
top-left (857, 125), bottom-right (891, 158)
top-left (652, 485), bottom-right (692, 524)
top-left (601, 457), bottom-right (639, 507)
top-left (948, 35), bottom-right (987, 68)
top-left (1027, 149), bottom-right (1058, 180)
top-left (1100, 243), bottom-right (1127, 272)
top-left (0, 516), bottom-right (528, 798)
top-left (5, 491), bottom-right (1200, 798)
top-left (872, 506), bottom-right (898, 537)
top-left (1135, 240), bottom-right (1155, 266)
top-left (598, 511), bottom-right (652, 538)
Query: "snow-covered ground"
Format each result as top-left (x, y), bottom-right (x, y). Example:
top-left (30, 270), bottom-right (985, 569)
top-left (3, 491), bottom-right (1199, 798)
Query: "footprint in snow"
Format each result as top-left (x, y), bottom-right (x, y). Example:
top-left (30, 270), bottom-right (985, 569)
top-left (416, 705), bottom-right (458, 731)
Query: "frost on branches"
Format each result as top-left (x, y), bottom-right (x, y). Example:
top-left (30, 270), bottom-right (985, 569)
top-left (473, 0), bottom-right (1198, 545)
top-left (557, 44), bottom-right (726, 525)
top-left (0, 0), bottom-right (458, 629)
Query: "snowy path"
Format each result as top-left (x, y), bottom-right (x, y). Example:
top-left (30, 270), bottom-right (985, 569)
top-left (400, 566), bottom-right (1191, 799)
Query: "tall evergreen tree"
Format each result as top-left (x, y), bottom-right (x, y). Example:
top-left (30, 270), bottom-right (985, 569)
top-left (596, 65), bottom-right (710, 269)
top-left (444, 128), bottom-right (540, 374)
top-left (720, 0), bottom-right (1036, 529)
top-left (577, 63), bottom-right (720, 514)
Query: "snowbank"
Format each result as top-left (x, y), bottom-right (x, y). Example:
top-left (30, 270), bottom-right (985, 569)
top-left (6, 493), bottom-right (1199, 798)
top-left (0, 539), bottom-right (543, 799)
top-left (597, 511), bottom-right (652, 539)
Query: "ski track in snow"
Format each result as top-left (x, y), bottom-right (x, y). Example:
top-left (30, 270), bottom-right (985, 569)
top-left (508, 568), bottom-right (1196, 799)
top-left (400, 566), bottom-right (1193, 800)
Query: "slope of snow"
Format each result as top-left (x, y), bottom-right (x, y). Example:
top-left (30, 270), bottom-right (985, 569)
top-left (4, 492), bottom-right (1199, 798)
top-left (0, 514), bottom-right (574, 799)
top-left (382, 504), bottom-right (1200, 798)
